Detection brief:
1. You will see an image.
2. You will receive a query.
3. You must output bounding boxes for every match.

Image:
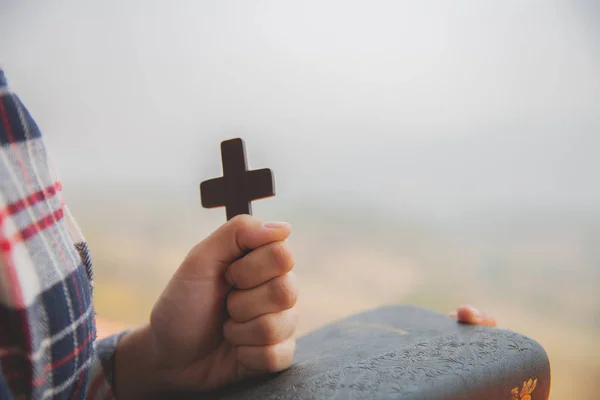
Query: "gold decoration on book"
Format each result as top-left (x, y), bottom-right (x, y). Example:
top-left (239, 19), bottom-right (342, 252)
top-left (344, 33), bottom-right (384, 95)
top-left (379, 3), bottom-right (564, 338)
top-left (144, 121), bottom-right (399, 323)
top-left (511, 377), bottom-right (538, 400)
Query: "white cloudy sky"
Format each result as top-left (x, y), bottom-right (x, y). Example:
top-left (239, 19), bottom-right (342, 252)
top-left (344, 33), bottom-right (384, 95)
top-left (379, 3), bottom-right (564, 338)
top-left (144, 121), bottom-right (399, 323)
top-left (1, 0), bottom-right (598, 218)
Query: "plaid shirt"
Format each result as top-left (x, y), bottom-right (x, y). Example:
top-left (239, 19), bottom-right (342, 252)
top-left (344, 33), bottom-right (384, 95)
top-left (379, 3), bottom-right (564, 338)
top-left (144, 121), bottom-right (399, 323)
top-left (0, 69), bottom-right (125, 399)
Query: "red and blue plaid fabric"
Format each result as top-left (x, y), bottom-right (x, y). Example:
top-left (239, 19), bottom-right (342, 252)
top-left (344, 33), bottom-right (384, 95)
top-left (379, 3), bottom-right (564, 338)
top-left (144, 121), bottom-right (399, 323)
top-left (0, 69), bottom-right (124, 399)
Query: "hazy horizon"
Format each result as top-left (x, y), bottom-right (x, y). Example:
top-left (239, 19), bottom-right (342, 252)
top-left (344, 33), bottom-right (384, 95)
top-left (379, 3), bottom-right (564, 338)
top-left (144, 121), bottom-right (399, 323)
top-left (1, 0), bottom-right (599, 220)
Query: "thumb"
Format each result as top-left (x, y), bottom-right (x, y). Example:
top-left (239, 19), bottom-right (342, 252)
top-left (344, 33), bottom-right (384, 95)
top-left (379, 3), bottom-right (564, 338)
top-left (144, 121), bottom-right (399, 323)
top-left (187, 215), bottom-right (292, 273)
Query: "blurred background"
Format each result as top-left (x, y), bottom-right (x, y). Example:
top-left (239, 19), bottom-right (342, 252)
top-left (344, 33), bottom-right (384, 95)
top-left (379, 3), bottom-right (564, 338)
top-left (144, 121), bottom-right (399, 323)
top-left (1, 0), bottom-right (598, 398)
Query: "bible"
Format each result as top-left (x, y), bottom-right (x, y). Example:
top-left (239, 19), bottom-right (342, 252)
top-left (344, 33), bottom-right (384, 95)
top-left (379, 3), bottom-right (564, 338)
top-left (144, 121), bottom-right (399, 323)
top-left (172, 305), bottom-right (551, 399)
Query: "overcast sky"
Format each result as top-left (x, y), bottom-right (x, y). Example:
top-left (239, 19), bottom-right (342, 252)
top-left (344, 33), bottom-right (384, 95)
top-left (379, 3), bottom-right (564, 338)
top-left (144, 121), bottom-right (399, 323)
top-left (1, 0), bottom-right (599, 218)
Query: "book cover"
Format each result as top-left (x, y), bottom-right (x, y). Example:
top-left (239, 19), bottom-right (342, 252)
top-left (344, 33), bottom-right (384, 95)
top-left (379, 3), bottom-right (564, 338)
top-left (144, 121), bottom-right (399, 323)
top-left (171, 305), bottom-right (551, 399)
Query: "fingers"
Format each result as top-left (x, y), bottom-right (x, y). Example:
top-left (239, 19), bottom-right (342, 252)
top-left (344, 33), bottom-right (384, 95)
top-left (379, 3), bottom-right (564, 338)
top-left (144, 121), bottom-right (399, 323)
top-left (210, 216), bottom-right (298, 374)
top-left (224, 308), bottom-right (298, 346)
top-left (227, 272), bottom-right (298, 322)
top-left (450, 305), bottom-right (497, 327)
top-left (237, 337), bottom-right (296, 373)
top-left (226, 241), bottom-right (294, 289)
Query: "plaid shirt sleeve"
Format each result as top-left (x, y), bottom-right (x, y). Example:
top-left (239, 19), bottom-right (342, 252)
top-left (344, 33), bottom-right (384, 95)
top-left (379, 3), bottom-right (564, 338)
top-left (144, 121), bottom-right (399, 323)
top-left (0, 69), bottom-right (127, 399)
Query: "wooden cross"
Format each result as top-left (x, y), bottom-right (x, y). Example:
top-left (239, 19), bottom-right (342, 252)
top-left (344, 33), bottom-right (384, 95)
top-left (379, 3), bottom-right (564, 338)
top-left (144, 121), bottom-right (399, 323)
top-left (200, 138), bottom-right (275, 220)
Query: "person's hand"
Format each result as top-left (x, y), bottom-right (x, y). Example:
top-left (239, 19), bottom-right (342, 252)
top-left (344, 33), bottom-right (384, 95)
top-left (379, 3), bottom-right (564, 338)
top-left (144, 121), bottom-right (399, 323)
top-left (449, 305), bottom-right (497, 327)
top-left (115, 215), bottom-right (298, 398)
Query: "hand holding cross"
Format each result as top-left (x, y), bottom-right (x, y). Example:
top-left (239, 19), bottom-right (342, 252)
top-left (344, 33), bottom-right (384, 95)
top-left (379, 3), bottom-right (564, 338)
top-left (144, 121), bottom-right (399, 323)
top-left (132, 139), bottom-right (295, 398)
top-left (200, 138), bottom-right (275, 220)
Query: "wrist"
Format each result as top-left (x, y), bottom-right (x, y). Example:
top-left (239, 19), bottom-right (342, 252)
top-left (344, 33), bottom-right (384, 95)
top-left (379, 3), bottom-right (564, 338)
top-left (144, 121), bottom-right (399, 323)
top-left (114, 324), bottom-right (168, 398)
